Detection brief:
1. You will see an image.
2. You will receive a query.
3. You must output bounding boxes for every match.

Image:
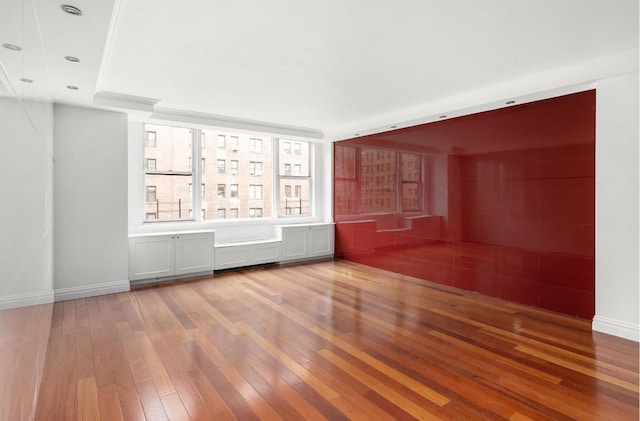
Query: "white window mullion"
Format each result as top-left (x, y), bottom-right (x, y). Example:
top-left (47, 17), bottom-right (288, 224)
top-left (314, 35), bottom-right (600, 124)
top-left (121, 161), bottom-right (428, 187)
top-left (193, 128), bottom-right (202, 221)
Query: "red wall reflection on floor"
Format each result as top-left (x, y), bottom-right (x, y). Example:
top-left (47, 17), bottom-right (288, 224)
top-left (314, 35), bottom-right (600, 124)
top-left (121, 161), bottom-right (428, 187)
top-left (334, 91), bottom-right (595, 318)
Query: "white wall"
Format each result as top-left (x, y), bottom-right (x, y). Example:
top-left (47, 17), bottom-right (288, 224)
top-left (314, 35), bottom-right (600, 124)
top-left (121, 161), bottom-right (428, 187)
top-left (54, 105), bottom-right (129, 300)
top-left (0, 97), bottom-right (55, 309)
top-left (593, 72), bottom-right (640, 341)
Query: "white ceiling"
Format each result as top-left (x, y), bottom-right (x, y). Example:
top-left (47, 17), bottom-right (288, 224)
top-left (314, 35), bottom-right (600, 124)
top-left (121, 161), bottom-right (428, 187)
top-left (1, 0), bottom-right (638, 137)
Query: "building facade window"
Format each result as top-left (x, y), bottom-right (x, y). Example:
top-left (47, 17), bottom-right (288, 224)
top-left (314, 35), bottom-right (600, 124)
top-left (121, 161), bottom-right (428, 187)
top-left (230, 136), bottom-right (239, 150)
top-left (230, 184), bottom-right (239, 198)
top-left (217, 184), bottom-right (225, 199)
top-left (217, 159), bottom-right (225, 174)
top-left (249, 184), bottom-right (263, 199)
top-left (217, 135), bottom-right (226, 149)
top-left (250, 138), bottom-right (262, 153)
top-left (230, 208), bottom-right (239, 218)
top-left (249, 208), bottom-right (263, 218)
top-left (145, 131), bottom-right (156, 147)
top-left (145, 159), bottom-right (156, 170)
top-left (249, 161), bottom-right (263, 176)
top-left (217, 209), bottom-right (226, 219)
top-left (230, 160), bottom-right (239, 175)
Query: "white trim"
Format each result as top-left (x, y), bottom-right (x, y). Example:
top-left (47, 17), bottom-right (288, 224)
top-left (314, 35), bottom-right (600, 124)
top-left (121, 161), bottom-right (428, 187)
top-left (0, 290), bottom-right (55, 310)
top-left (54, 280), bottom-right (130, 302)
top-left (592, 315), bottom-right (639, 342)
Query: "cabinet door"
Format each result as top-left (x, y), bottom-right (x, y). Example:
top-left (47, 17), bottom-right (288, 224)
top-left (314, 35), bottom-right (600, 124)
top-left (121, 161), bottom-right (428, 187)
top-left (309, 225), bottom-right (334, 257)
top-left (129, 235), bottom-right (174, 280)
top-left (281, 227), bottom-right (308, 261)
top-left (174, 232), bottom-right (215, 275)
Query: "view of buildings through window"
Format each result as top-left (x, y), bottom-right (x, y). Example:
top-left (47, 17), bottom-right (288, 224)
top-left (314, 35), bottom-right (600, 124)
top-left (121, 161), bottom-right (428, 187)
top-left (334, 145), bottom-right (423, 215)
top-left (143, 124), bottom-right (311, 221)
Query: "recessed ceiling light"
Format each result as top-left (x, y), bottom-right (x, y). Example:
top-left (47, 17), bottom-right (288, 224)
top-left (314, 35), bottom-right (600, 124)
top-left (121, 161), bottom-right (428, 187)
top-left (354, 133), bottom-right (360, 136)
top-left (20, 78), bottom-right (33, 83)
top-left (439, 115), bottom-right (447, 119)
top-left (505, 100), bottom-right (516, 105)
top-left (61, 4), bottom-right (82, 16)
top-left (390, 125), bottom-right (397, 129)
top-left (2, 43), bottom-right (22, 51)
top-left (65, 56), bottom-right (80, 62)
top-left (66, 85), bottom-right (79, 90)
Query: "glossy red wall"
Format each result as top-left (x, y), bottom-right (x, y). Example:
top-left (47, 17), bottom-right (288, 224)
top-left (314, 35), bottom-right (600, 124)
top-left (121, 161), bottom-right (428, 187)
top-left (334, 91), bottom-right (595, 318)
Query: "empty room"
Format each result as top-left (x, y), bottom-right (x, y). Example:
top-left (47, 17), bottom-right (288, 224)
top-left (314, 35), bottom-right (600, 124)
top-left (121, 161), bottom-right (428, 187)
top-left (1, 0), bottom-right (638, 420)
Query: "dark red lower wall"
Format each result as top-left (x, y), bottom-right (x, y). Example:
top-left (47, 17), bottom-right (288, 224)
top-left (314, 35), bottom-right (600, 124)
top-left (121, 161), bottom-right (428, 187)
top-left (334, 91), bottom-right (595, 319)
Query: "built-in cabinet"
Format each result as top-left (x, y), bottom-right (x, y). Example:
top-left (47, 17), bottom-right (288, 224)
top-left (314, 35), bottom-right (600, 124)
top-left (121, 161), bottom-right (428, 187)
top-left (281, 223), bottom-right (334, 262)
top-left (128, 230), bottom-right (215, 281)
top-left (128, 223), bottom-right (334, 282)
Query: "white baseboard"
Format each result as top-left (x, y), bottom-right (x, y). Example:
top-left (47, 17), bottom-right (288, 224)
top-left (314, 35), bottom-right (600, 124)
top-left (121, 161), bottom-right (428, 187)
top-left (0, 290), bottom-right (55, 310)
top-left (54, 280), bottom-right (130, 302)
top-left (592, 315), bottom-right (640, 342)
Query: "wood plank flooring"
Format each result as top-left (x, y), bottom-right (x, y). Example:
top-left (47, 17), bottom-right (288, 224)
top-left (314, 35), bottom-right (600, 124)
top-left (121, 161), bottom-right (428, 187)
top-left (34, 260), bottom-right (638, 420)
top-left (0, 303), bottom-right (53, 421)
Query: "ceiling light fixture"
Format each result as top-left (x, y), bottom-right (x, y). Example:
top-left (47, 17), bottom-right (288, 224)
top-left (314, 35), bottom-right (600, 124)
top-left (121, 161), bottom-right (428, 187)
top-left (354, 133), bottom-right (360, 136)
top-left (61, 5), bottom-right (82, 16)
top-left (66, 85), bottom-right (79, 90)
top-left (439, 115), bottom-right (447, 119)
top-left (65, 55), bottom-right (80, 62)
top-left (505, 100), bottom-right (516, 105)
top-left (20, 78), bottom-right (33, 83)
top-left (2, 43), bottom-right (22, 51)
top-left (390, 125), bottom-right (397, 129)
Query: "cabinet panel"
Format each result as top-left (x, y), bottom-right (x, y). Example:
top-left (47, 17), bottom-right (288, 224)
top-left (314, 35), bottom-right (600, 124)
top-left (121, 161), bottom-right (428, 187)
top-left (175, 233), bottom-right (215, 275)
top-left (129, 235), bottom-right (174, 280)
top-left (254, 243), bottom-right (281, 264)
top-left (309, 225), bottom-right (334, 256)
top-left (216, 247), bottom-right (251, 269)
top-left (282, 228), bottom-right (307, 260)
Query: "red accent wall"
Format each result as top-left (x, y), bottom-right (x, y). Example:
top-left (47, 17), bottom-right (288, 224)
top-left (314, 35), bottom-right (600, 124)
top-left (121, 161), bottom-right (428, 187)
top-left (334, 91), bottom-right (595, 318)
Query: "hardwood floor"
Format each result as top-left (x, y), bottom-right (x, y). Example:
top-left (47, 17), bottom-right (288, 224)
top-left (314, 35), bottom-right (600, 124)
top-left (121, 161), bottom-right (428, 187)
top-left (33, 260), bottom-right (638, 420)
top-left (0, 303), bottom-right (52, 421)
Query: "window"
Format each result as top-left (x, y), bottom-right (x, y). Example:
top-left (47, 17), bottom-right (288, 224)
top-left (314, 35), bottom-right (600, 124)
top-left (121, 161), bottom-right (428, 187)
top-left (334, 145), bottom-right (358, 214)
top-left (249, 184), bottom-right (263, 199)
top-left (249, 161), bottom-right (263, 176)
top-left (144, 126), bottom-right (194, 222)
top-left (142, 125), bottom-right (315, 222)
top-left (250, 138), bottom-right (262, 153)
top-left (217, 209), bottom-right (226, 219)
top-left (401, 153), bottom-right (422, 211)
top-left (278, 139), bottom-right (311, 217)
top-left (146, 131), bottom-right (156, 147)
top-left (249, 208), bottom-right (263, 218)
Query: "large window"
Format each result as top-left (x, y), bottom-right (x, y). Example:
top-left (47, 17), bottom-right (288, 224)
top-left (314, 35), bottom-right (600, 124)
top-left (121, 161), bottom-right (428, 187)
top-left (143, 124), bottom-right (313, 222)
top-left (278, 139), bottom-right (311, 216)
top-left (143, 124), bottom-right (192, 221)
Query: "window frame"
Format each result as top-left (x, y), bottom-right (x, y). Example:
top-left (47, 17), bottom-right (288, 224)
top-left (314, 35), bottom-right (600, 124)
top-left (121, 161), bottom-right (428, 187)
top-left (140, 124), bottom-right (317, 224)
